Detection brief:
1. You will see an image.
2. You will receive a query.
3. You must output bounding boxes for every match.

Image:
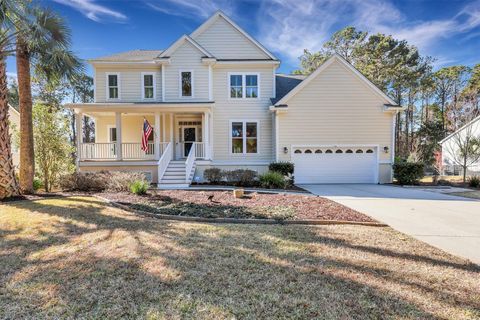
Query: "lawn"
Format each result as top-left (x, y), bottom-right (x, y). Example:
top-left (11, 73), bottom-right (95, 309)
top-left (450, 190), bottom-right (480, 200)
top-left (101, 190), bottom-right (376, 222)
top-left (1, 197), bottom-right (479, 319)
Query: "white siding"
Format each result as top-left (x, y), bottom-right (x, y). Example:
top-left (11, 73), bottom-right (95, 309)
top-left (193, 17), bottom-right (270, 60)
top-left (164, 41), bottom-right (209, 101)
top-left (94, 65), bottom-right (162, 102)
top-left (277, 60), bottom-right (395, 183)
top-left (211, 64), bottom-right (274, 162)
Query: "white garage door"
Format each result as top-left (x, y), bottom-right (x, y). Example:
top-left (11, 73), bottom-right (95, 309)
top-left (292, 147), bottom-right (378, 184)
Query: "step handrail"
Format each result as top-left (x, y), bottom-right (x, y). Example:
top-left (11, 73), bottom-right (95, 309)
top-left (157, 142), bottom-right (172, 183)
top-left (184, 142), bottom-right (196, 183)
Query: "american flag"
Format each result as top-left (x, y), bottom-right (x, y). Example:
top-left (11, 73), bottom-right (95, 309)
top-left (141, 119), bottom-right (153, 152)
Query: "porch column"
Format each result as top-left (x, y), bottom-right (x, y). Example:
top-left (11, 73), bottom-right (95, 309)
top-left (115, 112), bottom-right (122, 160)
top-left (154, 112), bottom-right (161, 160)
top-left (76, 111), bottom-right (83, 164)
top-left (169, 113), bottom-right (174, 158)
top-left (204, 111), bottom-right (210, 159)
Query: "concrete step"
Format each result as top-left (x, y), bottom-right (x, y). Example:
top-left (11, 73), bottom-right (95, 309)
top-left (160, 179), bottom-right (188, 184)
top-left (158, 183), bottom-right (189, 189)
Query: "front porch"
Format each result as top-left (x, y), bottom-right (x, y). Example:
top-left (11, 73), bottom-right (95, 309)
top-left (76, 111), bottom-right (211, 162)
top-left (74, 105), bottom-right (213, 186)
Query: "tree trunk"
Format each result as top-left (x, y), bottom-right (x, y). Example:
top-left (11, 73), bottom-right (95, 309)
top-left (16, 36), bottom-right (35, 194)
top-left (0, 57), bottom-right (20, 199)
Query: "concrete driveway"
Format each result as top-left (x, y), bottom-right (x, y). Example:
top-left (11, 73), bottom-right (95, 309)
top-left (300, 184), bottom-right (480, 265)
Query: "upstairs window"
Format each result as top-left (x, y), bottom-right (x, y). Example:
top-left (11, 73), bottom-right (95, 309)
top-left (181, 71), bottom-right (193, 97)
top-left (230, 73), bottom-right (259, 99)
top-left (143, 73), bottom-right (155, 99)
top-left (231, 121), bottom-right (258, 154)
top-left (107, 74), bottom-right (119, 99)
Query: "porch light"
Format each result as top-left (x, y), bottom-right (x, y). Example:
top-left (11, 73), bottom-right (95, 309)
top-left (283, 147), bottom-right (288, 154)
top-left (384, 146), bottom-right (389, 153)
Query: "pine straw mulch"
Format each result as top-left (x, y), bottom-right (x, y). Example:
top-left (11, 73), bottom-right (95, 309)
top-left (100, 190), bottom-right (376, 222)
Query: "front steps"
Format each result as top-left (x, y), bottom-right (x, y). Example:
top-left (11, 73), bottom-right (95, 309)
top-left (158, 160), bottom-right (195, 189)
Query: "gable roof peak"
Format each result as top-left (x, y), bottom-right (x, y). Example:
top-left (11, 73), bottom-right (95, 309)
top-left (190, 10), bottom-right (278, 61)
top-left (159, 34), bottom-right (214, 58)
top-left (275, 54), bottom-right (398, 106)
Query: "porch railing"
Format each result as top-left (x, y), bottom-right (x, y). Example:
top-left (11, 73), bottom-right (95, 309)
top-left (122, 142), bottom-right (155, 160)
top-left (178, 142), bottom-right (207, 159)
top-left (158, 142), bottom-right (172, 181)
top-left (80, 143), bottom-right (116, 160)
top-left (184, 142), bottom-right (197, 183)
top-left (80, 142), bottom-right (165, 160)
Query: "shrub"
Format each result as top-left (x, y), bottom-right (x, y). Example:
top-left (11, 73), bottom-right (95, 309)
top-left (393, 162), bottom-right (424, 185)
top-left (258, 171), bottom-right (286, 189)
top-left (468, 176), bottom-right (480, 188)
top-left (203, 168), bottom-right (223, 184)
top-left (224, 169), bottom-right (257, 187)
top-left (33, 178), bottom-right (43, 191)
top-left (107, 172), bottom-right (146, 192)
top-left (129, 180), bottom-right (149, 195)
top-left (59, 171), bottom-right (109, 192)
top-left (268, 162), bottom-right (294, 176)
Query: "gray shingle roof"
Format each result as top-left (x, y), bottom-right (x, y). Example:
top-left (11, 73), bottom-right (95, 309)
top-left (91, 50), bottom-right (163, 62)
top-left (271, 74), bottom-right (306, 104)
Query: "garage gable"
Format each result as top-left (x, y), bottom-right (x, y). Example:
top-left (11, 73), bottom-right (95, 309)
top-left (275, 54), bottom-right (396, 107)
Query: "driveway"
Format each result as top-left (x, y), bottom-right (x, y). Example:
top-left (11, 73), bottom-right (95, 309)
top-left (300, 184), bottom-right (480, 265)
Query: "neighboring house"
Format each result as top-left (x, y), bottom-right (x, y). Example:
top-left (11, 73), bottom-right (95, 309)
top-left (440, 115), bottom-right (480, 175)
top-left (8, 104), bottom-right (20, 169)
top-left (68, 11), bottom-right (403, 187)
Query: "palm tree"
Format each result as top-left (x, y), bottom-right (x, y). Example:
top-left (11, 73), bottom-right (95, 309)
top-left (0, 0), bottom-right (24, 198)
top-left (16, 7), bottom-right (82, 193)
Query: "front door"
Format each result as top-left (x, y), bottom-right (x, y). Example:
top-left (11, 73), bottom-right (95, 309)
top-left (183, 127), bottom-right (196, 157)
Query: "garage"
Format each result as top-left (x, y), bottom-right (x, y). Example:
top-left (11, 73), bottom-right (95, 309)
top-left (292, 146), bottom-right (378, 184)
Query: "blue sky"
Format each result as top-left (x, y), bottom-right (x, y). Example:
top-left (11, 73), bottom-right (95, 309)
top-left (7, 0), bottom-right (480, 77)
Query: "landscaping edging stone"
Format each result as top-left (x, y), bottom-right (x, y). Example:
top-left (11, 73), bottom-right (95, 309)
top-left (95, 195), bottom-right (388, 227)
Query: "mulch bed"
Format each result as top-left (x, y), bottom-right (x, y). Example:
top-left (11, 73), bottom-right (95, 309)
top-left (100, 190), bottom-right (376, 223)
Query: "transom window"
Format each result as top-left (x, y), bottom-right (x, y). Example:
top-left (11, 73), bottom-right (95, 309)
top-left (181, 71), bottom-right (193, 97)
top-left (230, 73), bottom-right (259, 99)
top-left (231, 121), bottom-right (258, 154)
top-left (107, 74), bottom-right (119, 99)
top-left (143, 73), bottom-right (155, 99)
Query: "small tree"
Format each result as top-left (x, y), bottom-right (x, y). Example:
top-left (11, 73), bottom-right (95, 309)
top-left (443, 119), bottom-right (480, 183)
top-left (33, 103), bottom-right (73, 192)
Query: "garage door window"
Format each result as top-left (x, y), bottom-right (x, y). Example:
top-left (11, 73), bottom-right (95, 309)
top-left (231, 121), bottom-right (258, 154)
top-left (325, 149), bottom-right (333, 153)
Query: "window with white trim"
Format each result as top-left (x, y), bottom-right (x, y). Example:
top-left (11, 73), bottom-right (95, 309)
top-left (229, 74), bottom-right (259, 99)
top-left (107, 74), bottom-right (119, 99)
top-left (181, 71), bottom-right (192, 97)
top-left (143, 73), bottom-right (154, 99)
top-left (231, 121), bottom-right (258, 154)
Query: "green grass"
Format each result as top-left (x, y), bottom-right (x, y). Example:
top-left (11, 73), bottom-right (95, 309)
top-left (1, 196), bottom-right (479, 319)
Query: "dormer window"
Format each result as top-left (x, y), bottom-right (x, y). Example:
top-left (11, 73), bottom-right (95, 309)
top-left (180, 70), bottom-right (193, 97)
top-left (229, 73), bottom-right (259, 99)
top-left (107, 73), bottom-right (119, 99)
top-left (142, 73), bottom-right (155, 100)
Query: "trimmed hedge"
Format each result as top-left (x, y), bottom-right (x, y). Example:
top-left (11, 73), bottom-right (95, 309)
top-left (393, 162), bottom-right (424, 185)
top-left (203, 168), bottom-right (223, 184)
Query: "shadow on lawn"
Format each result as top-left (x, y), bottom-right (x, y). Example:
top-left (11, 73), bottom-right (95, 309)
top-left (1, 197), bottom-right (479, 319)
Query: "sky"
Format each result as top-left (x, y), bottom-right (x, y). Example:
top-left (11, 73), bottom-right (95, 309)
top-left (6, 0), bottom-right (480, 77)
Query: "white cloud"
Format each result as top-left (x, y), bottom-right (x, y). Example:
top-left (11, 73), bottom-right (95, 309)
top-left (52, 0), bottom-right (127, 22)
top-left (146, 0), bottom-right (236, 20)
top-left (256, 0), bottom-right (480, 63)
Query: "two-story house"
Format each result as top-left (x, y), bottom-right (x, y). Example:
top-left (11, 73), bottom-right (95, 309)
top-left (69, 11), bottom-right (403, 187)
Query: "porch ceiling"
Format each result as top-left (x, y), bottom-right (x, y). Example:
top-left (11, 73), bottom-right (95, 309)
top-left (67, 102), bottom-right (214, 114)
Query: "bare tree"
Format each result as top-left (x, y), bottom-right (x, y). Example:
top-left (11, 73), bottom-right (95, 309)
top-left (443, 118), bottom-right (480, 182)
